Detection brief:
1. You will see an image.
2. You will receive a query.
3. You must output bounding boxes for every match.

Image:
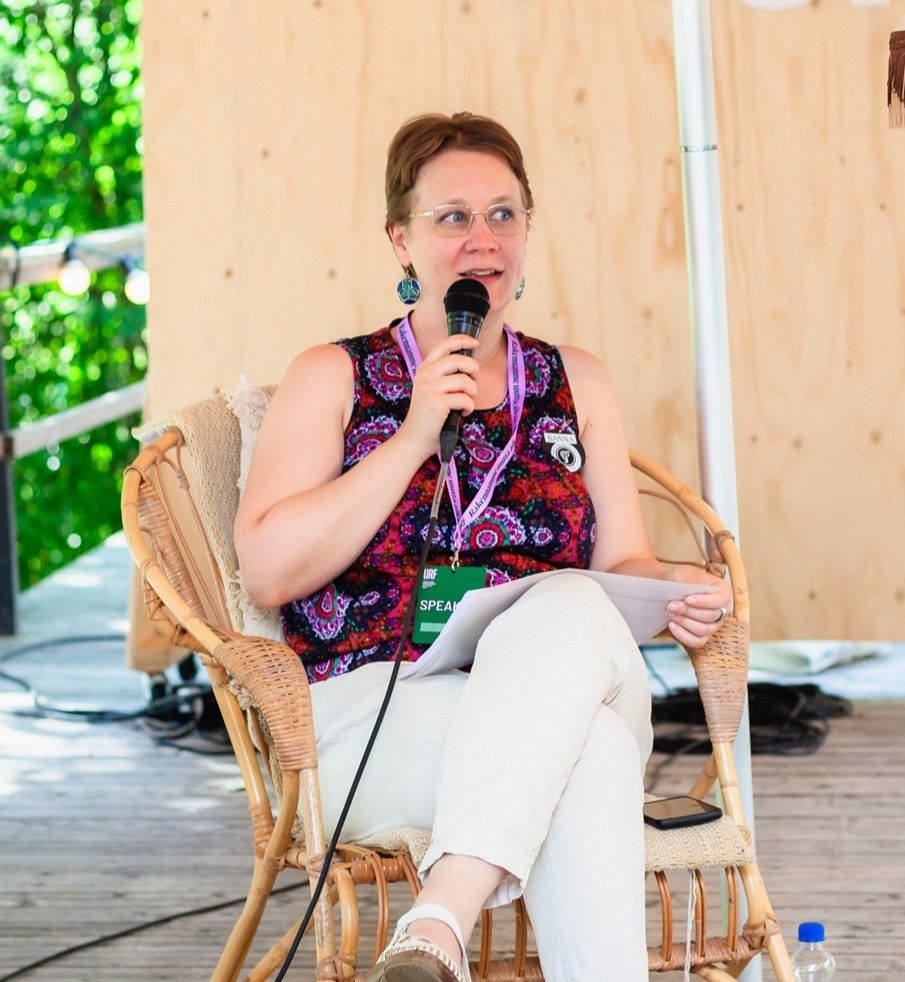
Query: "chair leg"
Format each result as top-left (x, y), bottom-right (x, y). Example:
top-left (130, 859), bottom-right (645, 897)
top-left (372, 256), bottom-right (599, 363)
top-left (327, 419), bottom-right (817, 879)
top-left (765, 931), bottom-right (796, 982)
top-left (245, 878), bottom-right (360, 982)
top-left (721, 945), bottom-right (794, 982)
top-left (694, 968), bottom-right (737, 981)
top-left (711, 958), bottom-right (750, 979)
top-left (245, 916), bottom-right (306, 982)
top-left (212, 857), bottom-right (281, 982)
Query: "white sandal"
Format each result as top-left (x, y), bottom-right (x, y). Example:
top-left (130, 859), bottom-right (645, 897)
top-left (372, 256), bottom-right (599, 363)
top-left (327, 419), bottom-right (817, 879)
top-left (367, 903), bottom-right (472, 982)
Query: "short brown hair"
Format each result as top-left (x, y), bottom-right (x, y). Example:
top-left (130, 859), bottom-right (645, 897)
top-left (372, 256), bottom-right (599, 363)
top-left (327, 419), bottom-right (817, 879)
top-left (384, 112), bottom-right (534, 232)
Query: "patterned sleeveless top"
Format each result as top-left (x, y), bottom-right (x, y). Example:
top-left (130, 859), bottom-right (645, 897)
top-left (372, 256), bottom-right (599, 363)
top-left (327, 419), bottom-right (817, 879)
top-left (281, 325), bottom-right (597, 683)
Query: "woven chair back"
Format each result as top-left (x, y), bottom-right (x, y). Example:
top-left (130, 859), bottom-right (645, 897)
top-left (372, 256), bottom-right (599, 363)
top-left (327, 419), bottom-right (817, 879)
top-left (133, 394), bottom-right (268, 636)
top-left (168, 396), bottom-right (245, 631)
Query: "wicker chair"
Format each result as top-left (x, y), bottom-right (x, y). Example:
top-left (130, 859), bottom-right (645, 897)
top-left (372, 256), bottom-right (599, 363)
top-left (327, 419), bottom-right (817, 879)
top-left (121, 391), bottom-right (795, 981)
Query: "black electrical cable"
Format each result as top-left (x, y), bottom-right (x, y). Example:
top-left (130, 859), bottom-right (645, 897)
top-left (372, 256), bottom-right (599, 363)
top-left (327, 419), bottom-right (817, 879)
top-left (145, 733), bottom-right (233, 755)
top-left (0, 881), bottom-right (305, 982)
top-left (0, 632), bottom-right (125, 665)
top-left (644, 732), bottom-right (710, 795)
top-left (0, 633), bottom-right (229, 751)
top-left (651, 683), bottom-right (853, 759)
top-left (0, 667), bottom-right (33, 692)
top-left (274, 463), bottom-right (449, 980)
top-left (0, 635), bottom-right (131, 716)
top-left (1, 674), bottom-right (209, 722)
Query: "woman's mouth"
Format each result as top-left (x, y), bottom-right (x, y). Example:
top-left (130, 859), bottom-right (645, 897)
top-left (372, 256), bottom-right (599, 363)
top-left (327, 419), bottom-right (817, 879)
top-left (459, 269), bottom-right (503, 281)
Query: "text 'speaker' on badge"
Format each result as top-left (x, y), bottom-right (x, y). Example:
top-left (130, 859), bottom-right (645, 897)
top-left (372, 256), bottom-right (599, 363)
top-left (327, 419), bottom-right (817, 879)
top-left (412, 565), bottom-right (488, 644)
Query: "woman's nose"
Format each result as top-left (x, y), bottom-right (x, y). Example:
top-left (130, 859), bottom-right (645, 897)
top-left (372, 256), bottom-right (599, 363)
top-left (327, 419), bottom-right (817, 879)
top-left (465, 212), bottom-right (499, 247)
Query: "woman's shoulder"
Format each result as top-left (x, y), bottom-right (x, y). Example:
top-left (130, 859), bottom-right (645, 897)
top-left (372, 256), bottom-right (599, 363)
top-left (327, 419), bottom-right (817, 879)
top-left (275, 324), bottom-right (398, 425)
top-left (556, 343), bottom-right (610, 384)
top-left (281, 324), bottom-right (395, 386)
top-left (514, 333), bottom-right (613, 400)
top-left (281, 340), bottom-right (352, 389)
top-left (556, 344), bottom-right (622, 435)
top-left (333, 323), bottom-right (396, 358)
top-left (516, 333), bottom-right (601, 376)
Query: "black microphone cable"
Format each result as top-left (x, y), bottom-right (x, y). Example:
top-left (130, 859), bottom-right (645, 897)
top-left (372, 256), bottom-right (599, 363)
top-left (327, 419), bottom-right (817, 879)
top-left (275, 460), bottom-right (451, 979)
top-left (278, 279), bottom-right (488, 974)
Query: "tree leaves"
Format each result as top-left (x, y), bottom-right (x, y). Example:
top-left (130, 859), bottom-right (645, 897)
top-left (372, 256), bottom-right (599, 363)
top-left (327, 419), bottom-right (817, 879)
top-left (0, 0), bottom-right (144, 588)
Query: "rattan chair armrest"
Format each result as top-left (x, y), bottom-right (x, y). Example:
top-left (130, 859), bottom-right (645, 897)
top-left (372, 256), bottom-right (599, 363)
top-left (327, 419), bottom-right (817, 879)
top-left (212, 634), bottom-right (318, 774)
top-left (685, 615), bottom-right (751, 744)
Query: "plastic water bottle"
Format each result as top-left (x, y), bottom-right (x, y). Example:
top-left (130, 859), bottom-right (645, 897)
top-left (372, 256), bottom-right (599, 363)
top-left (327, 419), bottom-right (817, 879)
top-left (791, 922), bottom-right (836, 980)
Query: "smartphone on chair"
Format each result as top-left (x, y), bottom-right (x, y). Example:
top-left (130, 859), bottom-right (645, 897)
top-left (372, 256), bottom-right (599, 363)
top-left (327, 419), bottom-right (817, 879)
top-left (643, 795), bottom-right (722, 830)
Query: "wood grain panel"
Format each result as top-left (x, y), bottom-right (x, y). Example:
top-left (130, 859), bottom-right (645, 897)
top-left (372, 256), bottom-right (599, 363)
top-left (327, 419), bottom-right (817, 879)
top-left (141, 1), bottom-right (242, 416)
top-left (714, 2), bottom-right (905, 639)
top-left (141, 0), bottom-right (904, 638)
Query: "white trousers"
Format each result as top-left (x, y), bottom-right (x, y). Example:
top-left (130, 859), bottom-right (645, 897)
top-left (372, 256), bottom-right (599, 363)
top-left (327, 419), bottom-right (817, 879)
top-left (309, 573), bottom-right (653, 981)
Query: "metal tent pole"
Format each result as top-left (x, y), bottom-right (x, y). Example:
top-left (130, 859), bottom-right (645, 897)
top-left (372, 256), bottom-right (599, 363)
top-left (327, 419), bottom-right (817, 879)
top-left (671, 3), bottom-right (760, 979)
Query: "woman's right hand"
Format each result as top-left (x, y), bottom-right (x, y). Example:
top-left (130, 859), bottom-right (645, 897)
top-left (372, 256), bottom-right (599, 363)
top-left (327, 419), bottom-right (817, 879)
top-left (397, 333), bottom-right (480, 459)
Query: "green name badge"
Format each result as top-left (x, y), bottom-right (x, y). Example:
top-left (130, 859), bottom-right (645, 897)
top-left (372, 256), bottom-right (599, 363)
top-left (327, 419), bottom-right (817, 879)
top-left (412, 565), bottom-right (488, 644)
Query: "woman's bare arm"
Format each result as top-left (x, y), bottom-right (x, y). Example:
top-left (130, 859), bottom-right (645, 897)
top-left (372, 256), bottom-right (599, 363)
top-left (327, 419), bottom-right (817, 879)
top-left (560, 344), bottom-right (731, 647)
top-left (234, 334), bottom-right (480, 608)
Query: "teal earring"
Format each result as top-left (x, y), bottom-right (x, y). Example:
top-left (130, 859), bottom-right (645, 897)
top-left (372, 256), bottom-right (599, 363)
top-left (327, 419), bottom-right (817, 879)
top-left (514, 277), bottom-right (526, 300)
top-left (396, 266), bottom-right (421, 305)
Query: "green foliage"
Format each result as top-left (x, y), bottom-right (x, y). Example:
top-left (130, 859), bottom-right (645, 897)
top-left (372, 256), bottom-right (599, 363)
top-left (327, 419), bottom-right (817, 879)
top-left (0, 0), bottom-right (144, 588)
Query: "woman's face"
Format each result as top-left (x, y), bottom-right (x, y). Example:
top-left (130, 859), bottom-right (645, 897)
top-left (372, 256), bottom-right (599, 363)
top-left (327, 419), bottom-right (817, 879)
top-left (389, 149), bottom-right (528, 323)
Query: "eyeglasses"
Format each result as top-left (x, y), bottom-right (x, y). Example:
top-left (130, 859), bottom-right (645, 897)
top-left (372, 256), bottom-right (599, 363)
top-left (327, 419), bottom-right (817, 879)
top-left (408, 202), bottom-right (532, 237)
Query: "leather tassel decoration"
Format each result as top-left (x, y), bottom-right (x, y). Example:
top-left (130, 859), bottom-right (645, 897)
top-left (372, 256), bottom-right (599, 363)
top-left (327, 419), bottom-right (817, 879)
top-left (889, 28), bottom-right (905, 128)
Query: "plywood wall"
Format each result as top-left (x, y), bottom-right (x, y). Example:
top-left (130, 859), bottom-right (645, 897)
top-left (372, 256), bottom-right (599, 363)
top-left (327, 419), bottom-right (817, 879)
top-left (141, 0), bottom-right (905, 640)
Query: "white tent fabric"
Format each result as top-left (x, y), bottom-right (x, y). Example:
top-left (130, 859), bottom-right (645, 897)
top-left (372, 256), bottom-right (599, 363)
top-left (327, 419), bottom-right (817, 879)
top-left (671, 3), bottom-right (759, 977)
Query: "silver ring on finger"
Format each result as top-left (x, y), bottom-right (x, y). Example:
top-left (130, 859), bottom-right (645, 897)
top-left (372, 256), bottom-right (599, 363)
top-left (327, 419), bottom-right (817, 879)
top-left (715, 606), bottom-right (727, 624)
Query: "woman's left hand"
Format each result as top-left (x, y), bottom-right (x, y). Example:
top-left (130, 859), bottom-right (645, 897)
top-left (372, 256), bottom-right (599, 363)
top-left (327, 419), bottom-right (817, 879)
top-left (662, 565), bottom-right (734, 649)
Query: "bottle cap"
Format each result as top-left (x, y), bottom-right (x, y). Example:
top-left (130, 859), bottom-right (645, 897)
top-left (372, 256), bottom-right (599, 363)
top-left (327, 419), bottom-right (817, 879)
top-left (798, 922), bottom-right (825, 942)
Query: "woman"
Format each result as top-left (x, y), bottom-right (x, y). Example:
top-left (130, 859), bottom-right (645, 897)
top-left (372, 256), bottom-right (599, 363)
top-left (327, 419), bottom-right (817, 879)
top-left (235, 112), bottom-right (730, 982)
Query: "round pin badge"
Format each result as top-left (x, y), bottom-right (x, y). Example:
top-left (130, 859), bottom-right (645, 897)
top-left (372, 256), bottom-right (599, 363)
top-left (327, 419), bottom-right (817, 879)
top-left (544, 432), bottom-right (585, 473)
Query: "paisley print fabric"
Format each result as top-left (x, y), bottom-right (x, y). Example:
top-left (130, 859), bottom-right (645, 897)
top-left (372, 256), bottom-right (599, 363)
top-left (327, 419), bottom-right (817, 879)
top-left (281, 325), bottom-right (597, 683)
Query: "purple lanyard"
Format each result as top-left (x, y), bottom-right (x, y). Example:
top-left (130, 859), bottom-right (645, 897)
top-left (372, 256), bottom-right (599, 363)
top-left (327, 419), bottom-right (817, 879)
top-left (396, 314), bottom-right (526, 557)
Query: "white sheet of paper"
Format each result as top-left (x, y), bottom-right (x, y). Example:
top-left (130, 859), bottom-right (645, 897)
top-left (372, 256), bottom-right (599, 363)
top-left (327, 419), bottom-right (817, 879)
top-left (401, 568), bottom-right (715, 679)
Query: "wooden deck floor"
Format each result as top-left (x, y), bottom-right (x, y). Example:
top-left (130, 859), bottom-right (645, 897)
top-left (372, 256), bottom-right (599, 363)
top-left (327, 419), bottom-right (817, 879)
top-left (2, 540), bottom-right (902, 980)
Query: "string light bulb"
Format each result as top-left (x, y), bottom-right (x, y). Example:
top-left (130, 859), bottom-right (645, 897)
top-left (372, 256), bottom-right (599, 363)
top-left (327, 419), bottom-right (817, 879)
top-left (121, 256), bottom-right (150, 305)
top-left (58, 244), bottom-right (91, 296)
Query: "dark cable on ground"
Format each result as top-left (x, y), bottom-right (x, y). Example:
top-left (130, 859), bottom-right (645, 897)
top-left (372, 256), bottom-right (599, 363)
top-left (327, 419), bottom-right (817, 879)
top-left (651, 682), bottom-right (853, 761)
top-left (644, 733), bottom-right (711, 795)
top-left (9, 545), bottom-right (849, 968)
top-left (640, 644), bottom-right (854, 792)
top-left (0, 881), bottom-right (305, 982)
top-left (0, 632), bottom-right (125, 666)
top-left (0, 633), bottom-right (228, 750)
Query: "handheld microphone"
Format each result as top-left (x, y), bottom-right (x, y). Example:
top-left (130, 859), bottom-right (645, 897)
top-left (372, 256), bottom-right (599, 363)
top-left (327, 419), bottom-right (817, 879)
top-left (439, 278), bottom-right (491, 462)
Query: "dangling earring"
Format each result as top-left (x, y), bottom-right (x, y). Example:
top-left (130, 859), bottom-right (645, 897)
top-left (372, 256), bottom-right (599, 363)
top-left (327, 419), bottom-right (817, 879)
top-left (514, 277), bottom-right (526, 301)
top-left (396, 265), bottom-right (421, 305)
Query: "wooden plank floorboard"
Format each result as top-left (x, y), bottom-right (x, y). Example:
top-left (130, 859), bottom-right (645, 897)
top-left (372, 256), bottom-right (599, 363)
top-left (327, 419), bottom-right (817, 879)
top-left (4, 537), bottom-right (902, 978)
top-left (1, 539), bottom-right (900, 980)
top-left (646, 704), bottom-right (905, 981)
top-left (4, 701), bottom-right (901, 979)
